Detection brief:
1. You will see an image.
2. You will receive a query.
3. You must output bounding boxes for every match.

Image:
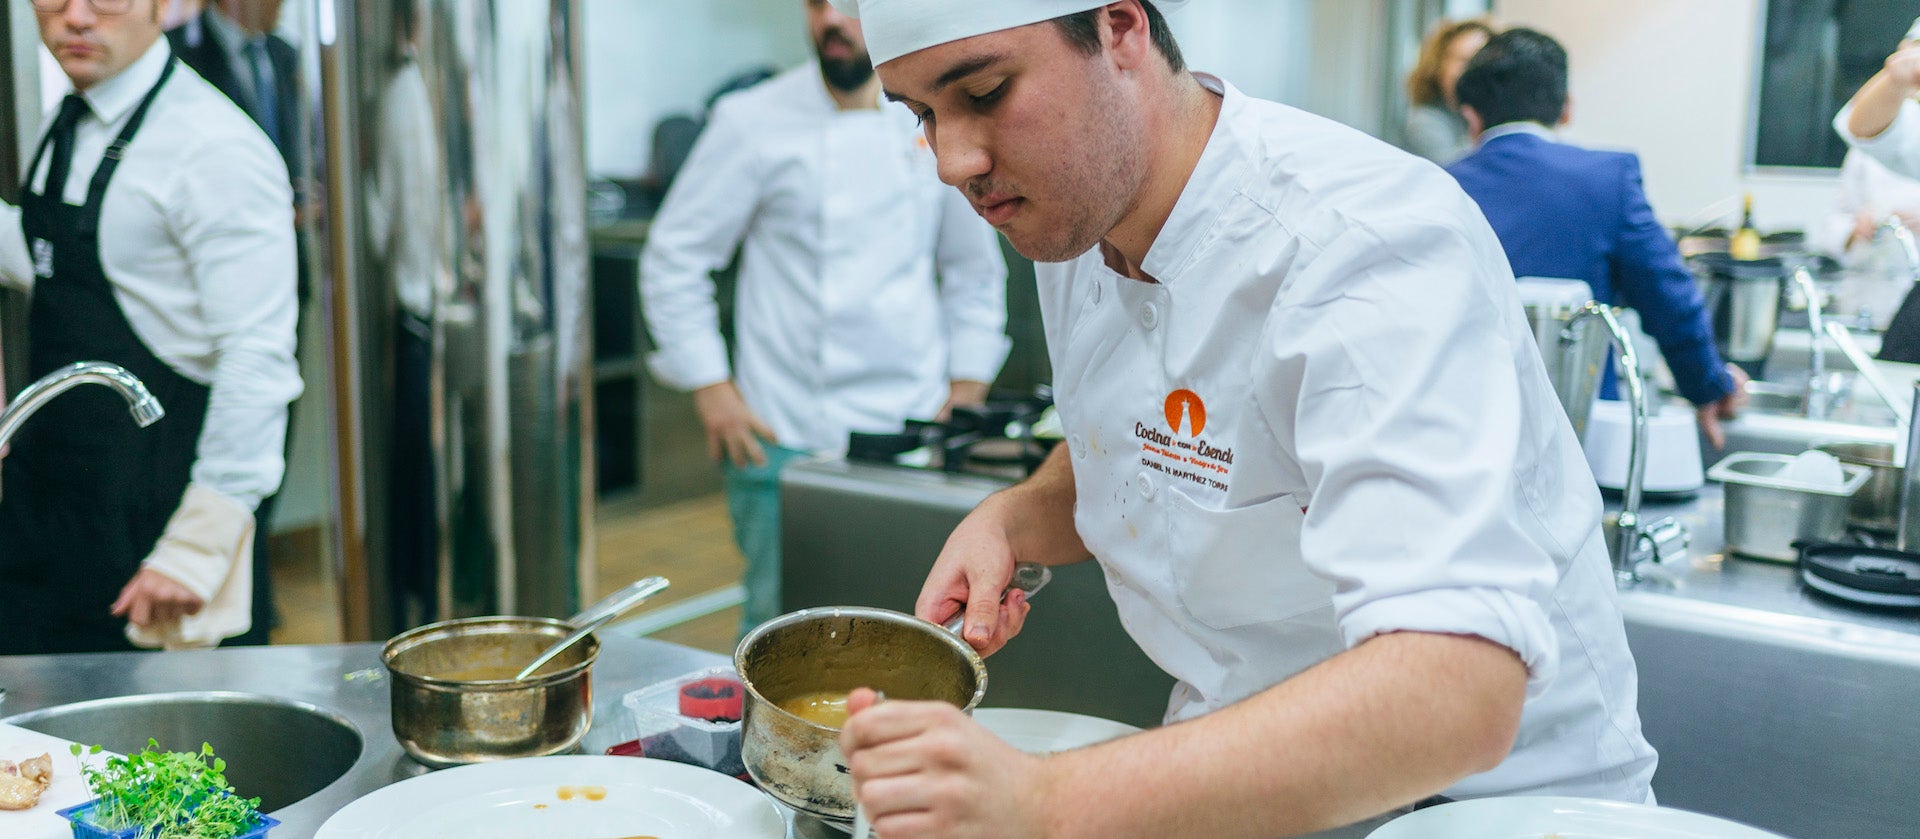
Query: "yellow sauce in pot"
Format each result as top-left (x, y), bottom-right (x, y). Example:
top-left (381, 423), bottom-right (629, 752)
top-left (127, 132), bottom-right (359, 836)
top-left (777, 691), bottom-right (852, 728)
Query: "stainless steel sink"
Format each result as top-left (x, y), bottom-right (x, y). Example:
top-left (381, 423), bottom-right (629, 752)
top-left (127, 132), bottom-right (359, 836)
top-left (1719, 377), bottom-right (1902, 458)
top-left (3, 692), bottom-right (363, 812)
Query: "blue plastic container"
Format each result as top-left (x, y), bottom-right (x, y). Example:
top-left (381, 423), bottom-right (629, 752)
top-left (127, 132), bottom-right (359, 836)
top-left (55, 798), bottom-right (279, 839)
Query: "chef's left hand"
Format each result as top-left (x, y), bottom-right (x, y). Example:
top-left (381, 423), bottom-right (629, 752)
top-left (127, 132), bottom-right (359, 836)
top-left (110, 567), bottom-right (206, 628)
top-left (936, 380), bottom-right (991, 422)
top-left (841, 687), bottom-right (1052, 839)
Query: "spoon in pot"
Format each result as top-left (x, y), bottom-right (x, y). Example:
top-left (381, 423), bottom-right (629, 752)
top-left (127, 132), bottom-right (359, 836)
top-left (514, 576), bottom-right (671, 681)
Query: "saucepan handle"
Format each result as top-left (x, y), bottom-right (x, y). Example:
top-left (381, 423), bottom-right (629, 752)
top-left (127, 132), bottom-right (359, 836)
top-left (942, 561), bottom-right (1052, 635)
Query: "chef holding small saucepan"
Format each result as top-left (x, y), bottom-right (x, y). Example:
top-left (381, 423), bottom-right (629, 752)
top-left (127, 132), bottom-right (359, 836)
top-left (829, 2), bottom-right (1659, 837)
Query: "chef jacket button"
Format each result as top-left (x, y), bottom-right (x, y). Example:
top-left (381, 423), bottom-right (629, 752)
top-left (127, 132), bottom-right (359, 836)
top-left (1070, 433), bottom-right (1086, 459)
top-left (1088, 282), bottom-right (1103, 305)
top-left (1136, 472), bottom-right (1156, 500)
top-left (1140, 302), bottom-right (1160, 330)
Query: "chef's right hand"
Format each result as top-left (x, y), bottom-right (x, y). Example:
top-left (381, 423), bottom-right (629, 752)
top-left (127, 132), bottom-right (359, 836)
top-left (1888, 45), bottom-right (1920, 92)
top-left (916, 497), bottom-right (1033, 656)
top-left (692, 381), bottom-right (776, 468)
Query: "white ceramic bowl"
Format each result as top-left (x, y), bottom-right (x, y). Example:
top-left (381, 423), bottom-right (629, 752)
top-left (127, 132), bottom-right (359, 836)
top-left (1583, 399), bottom-right (1705, 493)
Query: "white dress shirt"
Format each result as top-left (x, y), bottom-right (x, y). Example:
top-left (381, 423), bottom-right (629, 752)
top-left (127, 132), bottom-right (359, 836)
top-left (1043, 78), bottom-right (1656, 802)
top-left (1836, 99), bottom-right (1920, 181)
top-left (0, 40), bottom-right (301, 511)
top-left (639, 63), bottom-right (1011, 454)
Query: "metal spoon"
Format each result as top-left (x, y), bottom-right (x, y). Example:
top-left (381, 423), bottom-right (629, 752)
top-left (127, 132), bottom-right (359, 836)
top-left (514, 576), bottom-right (670, 681)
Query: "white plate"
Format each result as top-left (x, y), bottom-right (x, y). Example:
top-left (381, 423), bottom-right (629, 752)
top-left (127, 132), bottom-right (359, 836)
top-left (973, 708), bottom-right (1141, 755)
top-left (1367, 796), bottom-right (1792, 839)
top-left (314, 755), bottom-right (784, 839)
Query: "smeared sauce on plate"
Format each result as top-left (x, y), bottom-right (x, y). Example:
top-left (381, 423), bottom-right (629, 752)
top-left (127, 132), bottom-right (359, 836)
top-left (556, 785), bottom-right (608, 801)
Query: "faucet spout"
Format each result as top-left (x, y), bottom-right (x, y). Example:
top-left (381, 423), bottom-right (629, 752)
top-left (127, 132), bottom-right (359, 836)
top-left (1883, 216), bottom-right (1920, 283)
top-left (1790, 267), bottom-right (1832, 420)
top-left (0, 361), bottom-right (165, 453)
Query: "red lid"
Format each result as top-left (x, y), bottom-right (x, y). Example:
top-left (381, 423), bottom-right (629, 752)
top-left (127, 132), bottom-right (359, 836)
top-left (678, 676), bottom-right (745, 722)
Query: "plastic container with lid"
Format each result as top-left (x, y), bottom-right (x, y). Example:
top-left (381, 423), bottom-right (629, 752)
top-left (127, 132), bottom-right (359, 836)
top-left (617, 665), bottom-right (745, 776)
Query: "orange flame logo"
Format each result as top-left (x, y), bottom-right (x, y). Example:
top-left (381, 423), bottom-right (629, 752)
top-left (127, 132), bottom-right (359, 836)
top-left (1164, 389), bottom-right (1206, 437)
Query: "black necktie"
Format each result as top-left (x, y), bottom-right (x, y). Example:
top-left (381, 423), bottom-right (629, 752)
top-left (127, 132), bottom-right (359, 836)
top-left (43, 94), bottom-right (90, 205)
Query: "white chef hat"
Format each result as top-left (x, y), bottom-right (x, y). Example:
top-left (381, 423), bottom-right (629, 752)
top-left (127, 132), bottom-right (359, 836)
top-left (830, 0), bottom-right (1189, 66)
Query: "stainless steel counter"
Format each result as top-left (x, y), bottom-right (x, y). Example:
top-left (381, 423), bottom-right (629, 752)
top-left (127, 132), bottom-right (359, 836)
top-left (1618, 482), bottom-right (1920, 640)
top-left (0, 636), bottom-right (727, 839)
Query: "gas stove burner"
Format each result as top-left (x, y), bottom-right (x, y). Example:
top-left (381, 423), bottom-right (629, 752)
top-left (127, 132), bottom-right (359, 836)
top-left (844, 389), bottom-right (1056, 478)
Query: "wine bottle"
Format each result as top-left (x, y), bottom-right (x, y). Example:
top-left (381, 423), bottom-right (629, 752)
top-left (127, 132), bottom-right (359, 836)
top-left (1730, 193), bottom-right (1762, 261)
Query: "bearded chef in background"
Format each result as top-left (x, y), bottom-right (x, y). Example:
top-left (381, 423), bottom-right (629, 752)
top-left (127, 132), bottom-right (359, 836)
top-left (639, 0), bottom-right (1010, 637)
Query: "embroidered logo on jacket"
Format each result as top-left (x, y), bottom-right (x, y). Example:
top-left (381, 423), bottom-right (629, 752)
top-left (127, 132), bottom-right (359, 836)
top-left (1136, 389), bottom-right (1234, 495)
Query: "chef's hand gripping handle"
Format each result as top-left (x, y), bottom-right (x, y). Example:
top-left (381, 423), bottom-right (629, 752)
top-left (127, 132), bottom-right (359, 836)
top-left (942, 561), bottom-right (1052, 635)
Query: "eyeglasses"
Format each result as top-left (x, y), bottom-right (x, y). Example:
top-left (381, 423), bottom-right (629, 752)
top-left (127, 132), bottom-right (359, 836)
top-left (30, 0), bottom-right (136, 14)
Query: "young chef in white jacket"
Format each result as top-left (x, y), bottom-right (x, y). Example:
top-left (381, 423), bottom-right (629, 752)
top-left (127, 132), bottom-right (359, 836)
top-left (831, 2), bottom-right (1658, 836)
top-left (638, 0), bottom-right (1010, 635)
top-left (1835, 18), bottom-right (1920, 179)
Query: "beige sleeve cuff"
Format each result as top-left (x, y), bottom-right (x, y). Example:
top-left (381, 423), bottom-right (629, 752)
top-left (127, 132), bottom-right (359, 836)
top-left (125, 484), bottom-right (257, 650)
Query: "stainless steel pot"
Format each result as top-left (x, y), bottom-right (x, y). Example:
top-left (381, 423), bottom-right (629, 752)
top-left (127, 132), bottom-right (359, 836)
top-left (1691, 253), bottom-right (1785, 365)
top-left (1518, 278), bottom-right (1607, 438)
top-left (381, 616), bottom-right (598, 767)
top-left (1816, 440), bottom-right (1903, 534)
top-left (734, 607), bottom-right (987, 823)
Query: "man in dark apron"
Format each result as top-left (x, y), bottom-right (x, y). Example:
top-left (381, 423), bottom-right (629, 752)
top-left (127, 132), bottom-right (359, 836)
top-left (0, 0), bottom-right (298, 654)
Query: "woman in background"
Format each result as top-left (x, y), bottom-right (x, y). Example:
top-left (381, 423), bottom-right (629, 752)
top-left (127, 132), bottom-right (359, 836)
top-left (1403, 18), bottom-right (1494, 165)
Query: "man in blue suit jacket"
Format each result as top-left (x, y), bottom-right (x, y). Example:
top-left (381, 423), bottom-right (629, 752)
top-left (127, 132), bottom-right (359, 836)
top-left (1447, 28), bottom-right (1746, 448)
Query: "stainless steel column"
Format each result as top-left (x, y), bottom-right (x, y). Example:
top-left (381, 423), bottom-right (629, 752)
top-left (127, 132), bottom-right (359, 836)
top-left (0, 1), bottom-right (39, 392)
top-left (320, 0), bottom-right (593, 638)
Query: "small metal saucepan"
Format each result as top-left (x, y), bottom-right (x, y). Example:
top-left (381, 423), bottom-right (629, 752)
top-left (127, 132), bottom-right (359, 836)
top-left (379, 577), bottom-right (671, 767)
top-left (734, 563), bottom-right (1050, 823)
top-left (383, 616), bottom-right (598, 768)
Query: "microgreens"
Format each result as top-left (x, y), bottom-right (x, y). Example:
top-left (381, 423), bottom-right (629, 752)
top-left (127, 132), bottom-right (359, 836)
top-left (68, 740), bottom-right (265, 839)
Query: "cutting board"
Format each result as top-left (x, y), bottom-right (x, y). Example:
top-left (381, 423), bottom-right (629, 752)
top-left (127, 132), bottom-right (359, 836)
top-left (0, 722), bottom-right (116, 839)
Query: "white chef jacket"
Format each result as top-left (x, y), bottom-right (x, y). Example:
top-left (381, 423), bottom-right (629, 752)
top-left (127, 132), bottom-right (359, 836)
top-left (364, 57), bottom-right (446, 322)
top-left (1811, 149), bottom-right (1920, 257)
top-left (639, 63), bottom-right (1011, 455)
top-left (0, 40), bottom-right (301, 510)
top-left (1042, 78), bottom-right (1657, 802)
top-left (1836, 99), bottom-right (1920, 181)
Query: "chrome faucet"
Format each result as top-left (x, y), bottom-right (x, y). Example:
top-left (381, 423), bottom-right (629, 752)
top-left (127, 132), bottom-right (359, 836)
top-left (1565, 303), bottom-right (1688, 584)
top-left (0, 361), bottom-right (165, 453)
top-left (1882, 215), bottom-right (1920, 282)
top-left (1789, 266), bottom-right (1839, 421)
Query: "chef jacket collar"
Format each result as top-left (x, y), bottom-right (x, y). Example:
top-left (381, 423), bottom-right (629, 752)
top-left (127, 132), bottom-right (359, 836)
top-left (75, 37), bottom-right (174, 127)
top-left (1137, 73), bottom-right (1240, 285)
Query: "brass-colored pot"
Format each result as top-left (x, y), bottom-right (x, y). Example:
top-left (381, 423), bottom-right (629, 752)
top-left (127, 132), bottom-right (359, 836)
top-left (381, 616), bottom-right (598, 768)
top-left (734, 607), bottom-right (987, 823)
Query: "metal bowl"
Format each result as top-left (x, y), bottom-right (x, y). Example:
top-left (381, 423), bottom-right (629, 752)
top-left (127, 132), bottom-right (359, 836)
top-left (381, 616), bottom-right (599, 768)
top-left (734, 607), bottom-right (986, 823)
